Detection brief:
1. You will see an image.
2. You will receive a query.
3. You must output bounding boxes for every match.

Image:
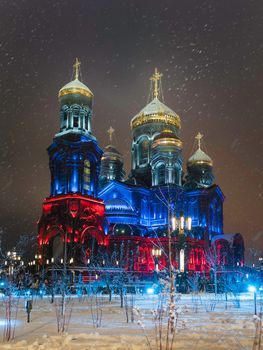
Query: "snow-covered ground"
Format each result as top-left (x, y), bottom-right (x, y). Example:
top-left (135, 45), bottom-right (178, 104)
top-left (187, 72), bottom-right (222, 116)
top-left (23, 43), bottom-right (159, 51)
top-left (0, 292), bottom-right (261, 349)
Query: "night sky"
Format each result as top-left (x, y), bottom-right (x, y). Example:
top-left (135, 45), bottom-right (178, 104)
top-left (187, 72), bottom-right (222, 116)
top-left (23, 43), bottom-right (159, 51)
top-left (0, 0), bottom-right (262, 258)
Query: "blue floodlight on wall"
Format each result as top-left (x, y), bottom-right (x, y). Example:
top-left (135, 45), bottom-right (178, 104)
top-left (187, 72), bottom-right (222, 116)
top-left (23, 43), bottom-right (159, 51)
top-left (248, 285), bottom-right (256, 293)
top-left (146, 287), bottom-right (154, 295)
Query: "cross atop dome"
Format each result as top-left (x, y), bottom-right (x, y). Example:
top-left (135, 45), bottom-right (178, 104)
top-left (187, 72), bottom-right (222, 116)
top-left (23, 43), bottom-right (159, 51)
top-left (107, 126), bottom-right (115, 143)
top-left (73, 58), bottom-right (81, 80)
top-left (195, 132), bottom-right (203, 149)
top-left (150, 68), bottom-right (163, 99)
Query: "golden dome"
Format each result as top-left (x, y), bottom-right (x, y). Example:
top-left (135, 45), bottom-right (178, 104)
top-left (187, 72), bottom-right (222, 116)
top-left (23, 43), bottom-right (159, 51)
top-left (58, 78), bottom-right (93, 99)
top-left (58, 58), bottom-right (93, 100)
top-left (187, 148), bottom-right (213, 167)
top-left (187, 132), bottom-right (213, 167)
top-left (131, 69), bottom-right (181, 130)
top-left (131, 97), bottom-right (181, 130)
top-left (152, 129), bottom-right (183, 149)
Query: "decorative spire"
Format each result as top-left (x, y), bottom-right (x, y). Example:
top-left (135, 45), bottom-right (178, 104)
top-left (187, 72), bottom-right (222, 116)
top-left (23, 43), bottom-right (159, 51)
top-left (150, 68), bottom-right (163, 99)
top-left (73, 58), bottom-right (81, 80)
top-left (195, 132), bottom-right (203, 150)
top-left (107, 126), bottom-right (115, 143)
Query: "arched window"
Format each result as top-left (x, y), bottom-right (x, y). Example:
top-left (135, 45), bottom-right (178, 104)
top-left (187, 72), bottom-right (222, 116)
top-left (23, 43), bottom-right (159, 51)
top-left (156, 163), bottom-right (166, 185)
top-left (139, 138), bottom-right (149, 165)
top-left (73, 116), bottom-right (79, 128)
top-left (83, 160), bottom-right (91, 191)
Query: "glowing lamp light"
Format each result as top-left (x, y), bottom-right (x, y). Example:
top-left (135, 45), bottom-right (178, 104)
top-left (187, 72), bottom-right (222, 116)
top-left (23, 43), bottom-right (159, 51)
top-left (180, 249), bottom-right (185, 273)
top-left (180, 216), bottom-right (184, 230)
top-left (146, 287), bottom-right (154, 295)
top-left (171, 217), bottom-right (177, 231)
top-left (186, 217), bottom-right (192, 230)
top-left (248, 286), bottom-right (256, 293)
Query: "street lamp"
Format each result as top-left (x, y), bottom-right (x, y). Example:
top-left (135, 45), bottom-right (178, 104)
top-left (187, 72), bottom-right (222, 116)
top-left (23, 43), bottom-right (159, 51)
top-left (171, 214), bottom-right (192, 273)
top-left (152, 248), bottom-right (162, 272)
top-left (248, 285), bottom-right (257, 315)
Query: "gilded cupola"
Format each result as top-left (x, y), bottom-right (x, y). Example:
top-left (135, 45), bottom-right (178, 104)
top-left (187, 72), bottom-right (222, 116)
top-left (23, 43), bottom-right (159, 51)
top-left (152, 129), bottom-right (183, 149)
top-left (187, 132), bottom-right (213, 167)
top-left (130, 68), bottom-right (181, 131)
top-left (185, 132), bottom-right (214, 189)
top-left (58, 58), bottom-right (93, 108)
top-left (99, 127), bottom-right (125, 189)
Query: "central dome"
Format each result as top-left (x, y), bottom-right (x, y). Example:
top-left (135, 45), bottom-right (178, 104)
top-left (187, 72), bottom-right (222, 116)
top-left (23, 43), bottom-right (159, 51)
top-left (131, 97), bottom-right (181, 130)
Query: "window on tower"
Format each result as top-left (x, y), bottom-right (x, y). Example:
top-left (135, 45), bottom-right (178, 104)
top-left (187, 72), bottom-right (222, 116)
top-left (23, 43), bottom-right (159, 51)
top-left (83, 160), bottom-right (91, 191)
top-left (156, 163), bottom-right (166, 185)
top-left (73, 116), bottom-right (79, 128)
top-left (85, 115), bottom-right (89, 130)
top-left (139, 138), bottom-right (149, 165)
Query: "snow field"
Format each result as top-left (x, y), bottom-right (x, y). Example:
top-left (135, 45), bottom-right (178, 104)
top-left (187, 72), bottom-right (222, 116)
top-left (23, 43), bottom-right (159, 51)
top-left (0, 292), bottom-right (260, 349)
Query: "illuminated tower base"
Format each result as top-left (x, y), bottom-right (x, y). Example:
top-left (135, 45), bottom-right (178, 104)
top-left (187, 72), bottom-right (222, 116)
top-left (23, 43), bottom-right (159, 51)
top-left (38, 194), bottom-right (107, 265)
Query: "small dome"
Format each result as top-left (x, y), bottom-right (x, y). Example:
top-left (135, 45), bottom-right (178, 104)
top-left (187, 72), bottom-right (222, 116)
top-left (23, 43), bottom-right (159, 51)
top-left (152, 129), bottom-right (183, 149)
top-left (101, 144), bottom-right (123, 162)
top-left (187, 148), bottom-right (213, 167)
top-left (58, 78), bottom-right (93, 99)
top-left (104, 144), bottom-right (121, 155)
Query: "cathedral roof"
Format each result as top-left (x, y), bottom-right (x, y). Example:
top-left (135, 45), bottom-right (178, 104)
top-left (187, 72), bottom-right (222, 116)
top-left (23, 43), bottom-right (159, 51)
top-left (187, 132), bottom-right (213, 167)
top-left (58, 59), bottom-right (93, 100)
top-left (104, 144), bottom-right (121, 155)
top-left (59, 78), bottom-right (93, 99)
top-left (136, 97), bottom-right (177, 118)
top-left (101, 144), bottom-right (123, 162)
top-left (152, 129), bottom-right (183, 149)
top-left (188, 147), bottom-right (213, 167)
top-left (131, 97), bottom-right (181, 130)
top-left (131, 69), bottom-right (181, 130)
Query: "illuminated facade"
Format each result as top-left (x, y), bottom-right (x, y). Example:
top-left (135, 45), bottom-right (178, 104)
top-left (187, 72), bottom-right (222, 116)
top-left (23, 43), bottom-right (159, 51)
top-left (38, 63), bottom-right (244, 275)
top-left (99, 68), bottom-right (244, 273)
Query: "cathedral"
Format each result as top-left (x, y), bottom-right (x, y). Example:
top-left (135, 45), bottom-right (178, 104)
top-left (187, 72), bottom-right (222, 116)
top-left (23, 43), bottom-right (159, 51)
top-left (38, 60), bottom-right (244, 276)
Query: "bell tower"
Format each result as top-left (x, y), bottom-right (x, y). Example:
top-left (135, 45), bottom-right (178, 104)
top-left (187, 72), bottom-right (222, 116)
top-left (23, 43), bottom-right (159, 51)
top-left (38, 60), bottom-right (106, 265)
